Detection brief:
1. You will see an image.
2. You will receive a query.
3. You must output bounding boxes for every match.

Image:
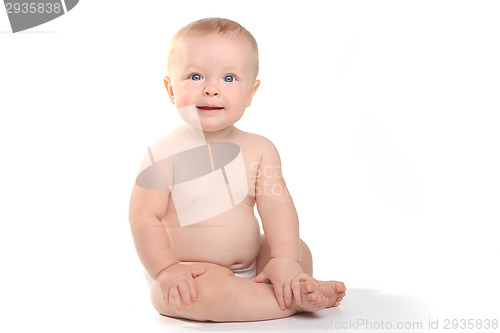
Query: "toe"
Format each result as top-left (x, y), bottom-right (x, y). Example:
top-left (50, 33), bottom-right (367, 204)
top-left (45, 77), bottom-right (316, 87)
top-left (320, 297), bottom-right (329, 308)
top-left (334, 281), bottom-right (346, 292)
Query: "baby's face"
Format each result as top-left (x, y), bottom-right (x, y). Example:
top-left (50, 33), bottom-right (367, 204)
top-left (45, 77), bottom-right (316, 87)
top-left (165, 32), bottom-right (259, 132)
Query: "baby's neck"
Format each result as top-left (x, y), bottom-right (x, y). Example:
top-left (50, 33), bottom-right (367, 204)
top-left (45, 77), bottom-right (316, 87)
top-left (185, 123), bottom-right (237, 142)
top-left (204, 126), bottom-right (237, 142)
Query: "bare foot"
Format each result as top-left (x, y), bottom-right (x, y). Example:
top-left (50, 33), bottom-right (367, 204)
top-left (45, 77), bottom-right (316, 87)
top-left (292, 280), bottom-right (328, 313)
top-left (318, 280), bottom-right (346, 308)
top-left (294, 280), bottom-right (346, 312)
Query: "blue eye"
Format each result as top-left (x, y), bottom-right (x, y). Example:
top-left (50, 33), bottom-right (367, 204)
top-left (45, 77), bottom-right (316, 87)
top-left (223, 75), bottom-right (235, 82)
top-left (190, 74), bottom-right (202, 81)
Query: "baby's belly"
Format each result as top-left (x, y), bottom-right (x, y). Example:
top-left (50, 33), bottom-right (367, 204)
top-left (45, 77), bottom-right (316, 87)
top-left (165, 204), bottom-right (261, 270)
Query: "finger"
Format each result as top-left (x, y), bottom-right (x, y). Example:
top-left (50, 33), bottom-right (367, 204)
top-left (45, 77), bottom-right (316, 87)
top-left (170, 288), bottom-right (183, 313)
top-left (251, 271), bottom-right (267, 283)
top-left (273, 284), bottom-right (286, 310)
top-left (306, 292), bottom-right (318, 302)
top-left (298, 273), bottom-right (319, 286)
top-left (191, 269), bottom-right (206, 278)
top-left (162, 288), bottom-right (170, 309)
top-left (178, 282), bottom-right (192, 308)
top-left (291, 279), bottom-right (302, 305)
top-left (283, 283), bottom-right (293, 308)
top-left (301, 280), bottom-right (315, 293)
top-left (187, 276), bottom-right (198, 301)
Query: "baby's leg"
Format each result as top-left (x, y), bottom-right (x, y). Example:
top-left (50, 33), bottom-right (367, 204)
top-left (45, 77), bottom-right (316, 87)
top-left (255, 235), bottom-right (346, 309)
top-left (151, 262), bottom-right (299, 322)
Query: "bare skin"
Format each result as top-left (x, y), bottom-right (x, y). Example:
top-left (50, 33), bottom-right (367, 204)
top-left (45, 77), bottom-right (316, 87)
top-left (129, 29), bottom-right (346, 322)
top-left (255, 235), bottom-right (346, 310)
top-left (149, 236), bottom-right (346, 322)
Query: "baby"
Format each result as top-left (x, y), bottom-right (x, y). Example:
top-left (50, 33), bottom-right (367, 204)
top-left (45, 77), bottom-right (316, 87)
top-left (129, 17), bottom-right (346, 322)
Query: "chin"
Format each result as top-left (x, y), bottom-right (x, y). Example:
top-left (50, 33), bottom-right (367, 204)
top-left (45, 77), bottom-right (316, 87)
top-left (200, 124), bottom-right (229, 132)
top-left (198, 119), bottom-right (232, 132)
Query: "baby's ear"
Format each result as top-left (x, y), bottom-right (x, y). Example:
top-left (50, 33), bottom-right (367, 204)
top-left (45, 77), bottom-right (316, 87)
top-left (164, 76), bottom-right (175, 104)
top-left (246, 80), bottom-right (260, 107)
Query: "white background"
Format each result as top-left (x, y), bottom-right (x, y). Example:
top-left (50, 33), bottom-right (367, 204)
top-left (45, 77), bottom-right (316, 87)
top-left (1, 1), bottom-right (499, 332)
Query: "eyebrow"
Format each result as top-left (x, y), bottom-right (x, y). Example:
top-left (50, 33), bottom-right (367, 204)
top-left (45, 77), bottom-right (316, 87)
top-left (181, 64), bottom-right (245, 75)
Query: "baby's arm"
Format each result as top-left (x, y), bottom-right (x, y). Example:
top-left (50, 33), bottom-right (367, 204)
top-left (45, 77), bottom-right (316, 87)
top-left (129, 183), bottom-right (205, 313)
top-left (252, 138), bottom-right (315, 309)
top-left (255, 139), bottom-right (300, 260)
top-left (129, 185), bottom-right (177, 276)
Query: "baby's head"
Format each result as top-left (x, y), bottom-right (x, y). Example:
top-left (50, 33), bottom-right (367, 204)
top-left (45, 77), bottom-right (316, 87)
top-left (167, 18), bottom-right (259, 77)
top-left (164, 18), bottom-right (260, 132)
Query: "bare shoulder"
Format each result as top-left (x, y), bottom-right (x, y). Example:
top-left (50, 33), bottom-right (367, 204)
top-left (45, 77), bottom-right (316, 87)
top-left (235, 129), bottom-right (280, 156)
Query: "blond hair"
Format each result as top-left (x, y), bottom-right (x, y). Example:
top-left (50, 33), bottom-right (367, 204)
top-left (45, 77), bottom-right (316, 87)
top-left (167, 17), bottom-right (259, 76)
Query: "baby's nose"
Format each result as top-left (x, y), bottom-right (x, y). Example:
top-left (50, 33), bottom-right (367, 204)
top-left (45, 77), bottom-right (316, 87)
top-left (203, 86), bottom-right (220, 96)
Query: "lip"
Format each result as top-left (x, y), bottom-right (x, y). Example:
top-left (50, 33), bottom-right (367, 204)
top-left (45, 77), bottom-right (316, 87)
top-left (196, 105), bottom-right (224, 113)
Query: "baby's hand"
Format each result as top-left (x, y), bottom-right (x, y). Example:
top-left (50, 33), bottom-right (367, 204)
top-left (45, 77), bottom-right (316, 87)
top-left (251, 258), bottom-right (318, 310)
top-left (156, 263), bottom-right (206, 313)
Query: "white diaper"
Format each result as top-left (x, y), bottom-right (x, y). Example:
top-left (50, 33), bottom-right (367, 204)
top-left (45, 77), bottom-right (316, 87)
top-left (231, 260), bottom-right (257, 279)
top-left (144, 271), bottom-right (154, 287)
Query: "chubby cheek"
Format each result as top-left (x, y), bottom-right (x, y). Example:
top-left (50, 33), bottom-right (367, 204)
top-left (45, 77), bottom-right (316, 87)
top-left (172, 88), bottom-right (196, 108)
top-left (227, 86), bottom-right (252, 107)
